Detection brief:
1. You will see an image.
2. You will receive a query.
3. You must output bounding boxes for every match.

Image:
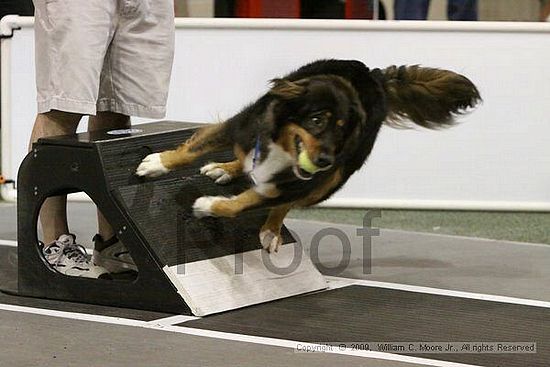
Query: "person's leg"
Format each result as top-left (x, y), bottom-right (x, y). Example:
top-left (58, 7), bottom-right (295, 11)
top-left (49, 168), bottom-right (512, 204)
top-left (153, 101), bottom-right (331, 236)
top-left (394, 0), bottom-right (430, 20)
top-left (102, 0), bottom-right (175, 119)
top-left (29, 110), bottom-right (82, 244)
top-left (87, 111), bottom-right (130, 250)
top-left (33, 0), bottom-right (116, 246)
top-left (88, 111), bottom-right (130, 131)
top-left (447, 0), bottom-right (478, 21)
top-left (89, 0), bottom-right (174, 274)
top-left (32, 0), bottom-right (120, 278)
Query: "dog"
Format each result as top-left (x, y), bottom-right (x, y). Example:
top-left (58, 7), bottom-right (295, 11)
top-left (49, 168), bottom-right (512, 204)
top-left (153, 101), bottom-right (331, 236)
top-left (136, 59), bottom-right (480, 253)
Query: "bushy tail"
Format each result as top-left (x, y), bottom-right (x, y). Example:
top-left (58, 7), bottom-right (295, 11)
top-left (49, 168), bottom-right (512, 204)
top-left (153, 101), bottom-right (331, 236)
top-left (382, 65), bottom-right (481, 129)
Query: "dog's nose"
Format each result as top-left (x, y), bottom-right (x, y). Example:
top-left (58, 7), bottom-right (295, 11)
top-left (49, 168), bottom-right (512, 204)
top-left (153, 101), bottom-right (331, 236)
top-left (314, 152), bottom-right (334, 169)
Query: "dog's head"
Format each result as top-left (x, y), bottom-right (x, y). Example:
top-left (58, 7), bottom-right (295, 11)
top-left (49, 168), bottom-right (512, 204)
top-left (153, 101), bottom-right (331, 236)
top-left (269, 75), bottom-right (366, 180)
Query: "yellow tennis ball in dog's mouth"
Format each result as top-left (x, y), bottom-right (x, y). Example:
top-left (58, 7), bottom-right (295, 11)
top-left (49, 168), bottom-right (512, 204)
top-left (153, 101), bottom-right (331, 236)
top-left (298, 150), bottom-right (320, 174)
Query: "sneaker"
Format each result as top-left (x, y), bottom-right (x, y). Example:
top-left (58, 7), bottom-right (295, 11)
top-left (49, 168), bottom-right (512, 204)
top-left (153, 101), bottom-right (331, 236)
top-left (42, 234), bottom-right (111, 279)
top-left (92, 235), bottom-right (137, 274)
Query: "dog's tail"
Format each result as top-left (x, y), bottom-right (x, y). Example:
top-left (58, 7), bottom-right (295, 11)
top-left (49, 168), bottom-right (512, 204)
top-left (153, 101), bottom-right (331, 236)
top-left (381, 65), bottom-right (481, 129)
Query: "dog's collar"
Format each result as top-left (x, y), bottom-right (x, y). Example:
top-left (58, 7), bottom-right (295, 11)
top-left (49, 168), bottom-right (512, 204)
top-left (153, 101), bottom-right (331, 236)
top-left (248, 135), bottom-right (261, 185)
top-left (252, 135), bottom-right (261, 170)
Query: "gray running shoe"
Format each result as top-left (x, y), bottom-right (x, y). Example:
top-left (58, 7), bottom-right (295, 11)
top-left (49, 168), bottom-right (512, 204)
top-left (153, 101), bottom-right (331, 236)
top-left (42, 234), bottom-right (110, 279)
top-left (92, 234), bottom-right (137, 274)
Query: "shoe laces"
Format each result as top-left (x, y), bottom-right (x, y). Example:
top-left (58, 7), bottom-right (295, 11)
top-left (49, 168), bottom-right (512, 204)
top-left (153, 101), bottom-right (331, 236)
top-left (62, 244), bottom-right (90, 266)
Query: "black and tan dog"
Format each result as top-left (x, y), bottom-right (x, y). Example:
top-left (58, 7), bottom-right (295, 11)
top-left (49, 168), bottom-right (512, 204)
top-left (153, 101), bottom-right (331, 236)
top-left (136, 59), bottom-right (480, 253)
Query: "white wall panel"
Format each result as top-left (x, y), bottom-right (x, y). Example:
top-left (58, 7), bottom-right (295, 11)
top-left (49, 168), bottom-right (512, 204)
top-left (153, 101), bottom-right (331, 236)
top-left (2, 17), bottom-right (550, 210)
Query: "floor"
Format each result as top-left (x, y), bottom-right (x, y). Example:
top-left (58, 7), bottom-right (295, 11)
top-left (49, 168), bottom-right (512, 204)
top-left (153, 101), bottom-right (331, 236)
top-left (289, 207), bottom-right (550, 245)
top-left (1, 201), bottom-right (549, 367)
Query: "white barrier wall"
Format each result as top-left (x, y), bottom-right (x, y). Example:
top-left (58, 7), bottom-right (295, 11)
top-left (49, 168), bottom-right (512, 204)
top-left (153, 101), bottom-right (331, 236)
top-left (2, 16), bottom-right (550, 210)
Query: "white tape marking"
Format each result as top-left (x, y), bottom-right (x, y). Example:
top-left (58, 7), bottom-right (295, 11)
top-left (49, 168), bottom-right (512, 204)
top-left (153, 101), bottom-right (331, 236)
top-left (327, 277), bottom-right (550, 309)
top-left (0, 302), bottom-right (481, 367)
top-left (146, 314), bottom-right (199, 327)
top-left (0, 239), bottom-right (17, 247)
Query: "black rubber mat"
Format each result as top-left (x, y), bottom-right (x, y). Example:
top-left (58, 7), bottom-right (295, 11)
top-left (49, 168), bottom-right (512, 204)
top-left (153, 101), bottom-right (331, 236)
top-left (183, 285), bottom-right (549, 367)
top-left (115, 176), bottom-right (293, 266)
top-left (0, 246), bottom-right (172, 321)
top-left (16, 121), bottom-right (296, 314)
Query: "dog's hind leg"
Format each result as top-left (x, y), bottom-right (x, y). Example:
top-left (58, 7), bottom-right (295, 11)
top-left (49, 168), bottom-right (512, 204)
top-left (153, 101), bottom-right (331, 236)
top-left (259, 204), bottom-right (292, 253)
top-left (136, 123), bottom-right (230, 177)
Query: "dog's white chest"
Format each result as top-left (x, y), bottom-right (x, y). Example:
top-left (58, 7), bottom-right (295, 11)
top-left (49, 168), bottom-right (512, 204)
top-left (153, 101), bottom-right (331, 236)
top-left (244, 142), bottom-right (293, 193)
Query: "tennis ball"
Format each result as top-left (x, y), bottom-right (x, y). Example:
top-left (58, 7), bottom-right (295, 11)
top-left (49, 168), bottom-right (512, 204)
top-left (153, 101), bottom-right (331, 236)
top-left (298, 150), bottom-right (319, 174)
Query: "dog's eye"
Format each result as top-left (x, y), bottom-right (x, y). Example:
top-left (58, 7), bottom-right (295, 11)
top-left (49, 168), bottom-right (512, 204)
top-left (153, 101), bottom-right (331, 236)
top-left (310, 116), bottom-right (325, 128)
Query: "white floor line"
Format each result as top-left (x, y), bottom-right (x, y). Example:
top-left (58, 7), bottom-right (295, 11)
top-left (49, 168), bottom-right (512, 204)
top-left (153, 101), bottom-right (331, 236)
top-left (0, 303), bottom-right (149, 328)
top-left (154, 324), bottom-right (483, 367)
top-left (327, 276), bottom-right (550, 308)
top-left (0, 239), bottom-right (17, 247)
top-left (380, 227), bottom-right (550, 248)
top-left (146, 314), bottom-right (199, 326)
top-left (0, 302), bottom-right (482, 367)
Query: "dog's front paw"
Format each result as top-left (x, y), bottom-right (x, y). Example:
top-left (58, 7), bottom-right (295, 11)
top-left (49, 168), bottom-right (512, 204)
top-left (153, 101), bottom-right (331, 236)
top-left (259, 229), bottom-right (283, 253)
top-left (200, 163), bottom-right (234, 185)
top-left (193, 196), bottom-right (224, 218)
top-left (136, 153), bottom-right (170, 177)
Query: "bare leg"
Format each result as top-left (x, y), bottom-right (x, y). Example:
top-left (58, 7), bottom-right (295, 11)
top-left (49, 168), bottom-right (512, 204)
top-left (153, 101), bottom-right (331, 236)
top-left (88, 111), bottom-right (130, 131)
top-left (30, 110), bottom-right (82, 244)
top-left (88, 112), bottom-right (130, 247)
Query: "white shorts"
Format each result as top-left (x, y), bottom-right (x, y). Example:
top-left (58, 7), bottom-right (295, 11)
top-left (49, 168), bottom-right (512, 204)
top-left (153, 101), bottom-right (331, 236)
top-left (34, 0), bottom-right (175, 118)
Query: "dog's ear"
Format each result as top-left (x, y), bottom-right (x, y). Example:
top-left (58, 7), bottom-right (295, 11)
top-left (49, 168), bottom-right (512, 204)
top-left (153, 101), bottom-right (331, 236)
top-left (269, 78), bottom-right (306, 99)
top-left (346, 105), bottom-right (366, 146)
top-left (349, 101), bottom-right (367, 127)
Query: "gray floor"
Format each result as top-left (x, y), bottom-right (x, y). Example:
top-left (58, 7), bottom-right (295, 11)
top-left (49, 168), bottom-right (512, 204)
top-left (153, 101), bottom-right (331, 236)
top-left (4, 201), bottom-right (546, 301)
top-left (1, 201), bottom-right (549, 366)
top-left (0, 310), bottom-right (427, 367)
top-left (0, 202), bottom-right (16, 241)
top-left (184, 285), bottom-right (549, 367)
top-left (286, 219), bottom-right (550, 302)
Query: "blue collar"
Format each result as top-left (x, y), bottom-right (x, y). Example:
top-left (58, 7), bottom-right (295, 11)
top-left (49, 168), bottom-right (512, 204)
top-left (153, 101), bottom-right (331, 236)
top-left (249, 136), bottom-right (261, 185)
top-left (252, 135), bottom-right (261, 170)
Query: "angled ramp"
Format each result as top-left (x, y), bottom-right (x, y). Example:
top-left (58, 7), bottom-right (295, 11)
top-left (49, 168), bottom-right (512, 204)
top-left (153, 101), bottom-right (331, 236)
top-left (17, 121), bottom-right (326, 315)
